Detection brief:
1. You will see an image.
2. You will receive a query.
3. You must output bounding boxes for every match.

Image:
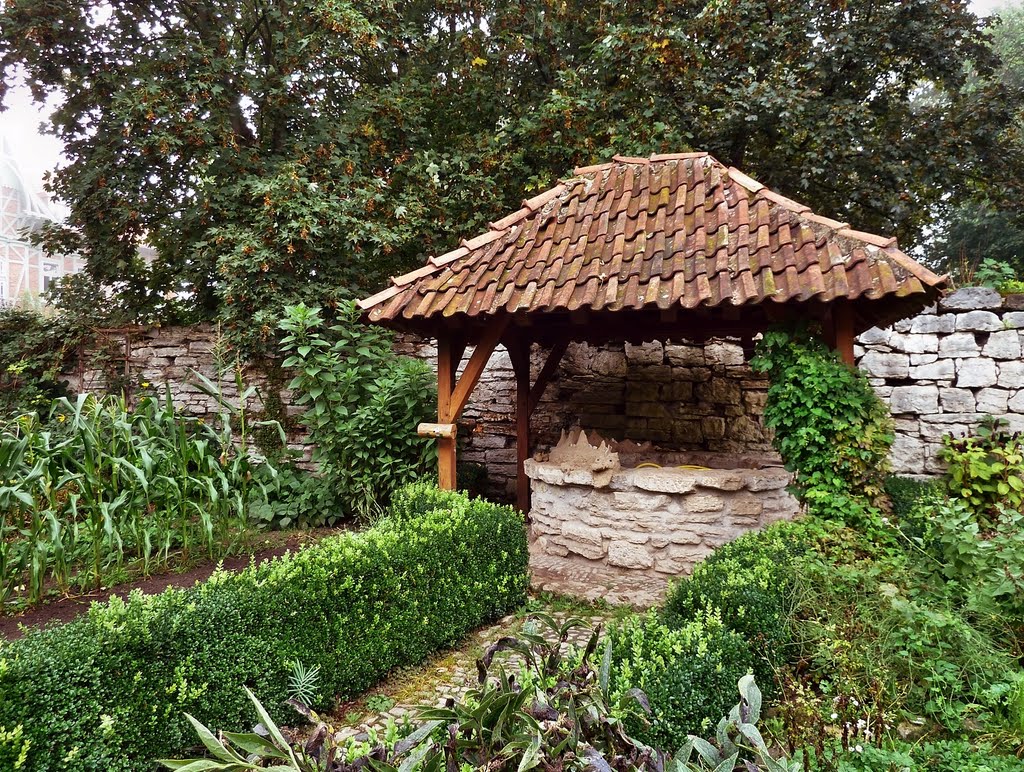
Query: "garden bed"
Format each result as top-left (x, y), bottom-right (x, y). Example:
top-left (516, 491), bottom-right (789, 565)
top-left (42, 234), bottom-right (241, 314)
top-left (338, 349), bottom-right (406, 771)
top-left (0, 526), bottom-right (341, 640)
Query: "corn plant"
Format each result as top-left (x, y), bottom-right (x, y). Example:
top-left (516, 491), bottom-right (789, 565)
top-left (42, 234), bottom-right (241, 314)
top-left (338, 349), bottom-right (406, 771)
top-left (0, 372), bottom-right (283, 608)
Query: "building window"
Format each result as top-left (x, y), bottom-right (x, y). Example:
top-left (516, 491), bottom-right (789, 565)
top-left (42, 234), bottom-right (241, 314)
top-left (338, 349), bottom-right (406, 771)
top-left (41, 261), bottom-right (59, 293)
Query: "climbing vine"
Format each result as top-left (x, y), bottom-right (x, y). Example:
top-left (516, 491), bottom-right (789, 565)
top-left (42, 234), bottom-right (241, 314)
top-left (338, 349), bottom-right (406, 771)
top-left (751, 326), bottom-right (894, 525)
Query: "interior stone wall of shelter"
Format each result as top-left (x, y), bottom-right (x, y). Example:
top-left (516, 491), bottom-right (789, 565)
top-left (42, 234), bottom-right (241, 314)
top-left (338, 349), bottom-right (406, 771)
top-left (394, 336), bottom-right (775, 501)
top-left (854, 287), bottom-right (1024, 476)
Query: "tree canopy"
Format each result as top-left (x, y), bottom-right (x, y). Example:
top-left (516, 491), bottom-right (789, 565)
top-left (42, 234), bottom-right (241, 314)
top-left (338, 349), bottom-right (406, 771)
top-left (930, 2), bottom-right (1024, 282)
top-left (2, 0), bottom-right (1021, 346)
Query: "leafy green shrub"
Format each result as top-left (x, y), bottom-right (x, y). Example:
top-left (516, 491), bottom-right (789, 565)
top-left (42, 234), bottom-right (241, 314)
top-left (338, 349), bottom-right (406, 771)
top-left (751, 326), bottom-right (894, 525)
top-left (975, 258), bottom-right (1020, 291)
top-left (940, 418), bottom-right (1024, 528)
top-left (791, 533), bottom-right (1021, 734)
top-left (801, 739), bottom-right (1024, 771)
top-left (884, 476), bottom-right (942, 522)
top-left (0, 485), bottom-right (528, 771)
top-left (166, 614), bottom-right (663, 771)
top-left (279, 302), bottom-right (435, 522)
top-left (662, 523), bottom-right (806, 681)
top-left (0, 307), bottom-right (79, 417)
top-left (930, 499), bottom-right (1024, 625)
top-left (609, 611), bottom-right (754, 751)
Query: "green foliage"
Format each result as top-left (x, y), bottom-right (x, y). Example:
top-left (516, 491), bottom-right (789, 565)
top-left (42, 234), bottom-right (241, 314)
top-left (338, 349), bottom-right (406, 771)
top-left (0, 388), bottom-right (280, 608)
top-left (0, 724), bottom-right (31, 771)
top-left (751, 327), bottom-right (894, 525)
top-left (933, 209), bottom-right (1024, 285)
top-left (609, 611), bottom-right (754, 752)
top-left (279, 302), bottom-right (435, 522)
top-left (884, 476), bottom-right (943, 523)
top-left (2, 0), bottom-right (1020, 336)
top-left (249, 464), bottom-right (339, 530)
top-left (975, 257), bottom-right (1022, 290)
top-left (286, 661), bottom-right (322, 709)
top-left (940, 419), bottom-right (1024, 527)
top-left (802, 739), bottom-right (1024, 771)
top-left (789, 528), bottom-right (1022, 735)
top-left (930, 500), bottom-right (1024, 627)
top-left (0, 485), bottom-right (528, 770)
top-left (0, 307), bottom-right (81, 417)
top-left (663, 524), bottom-right (804, 682)
top-left (164, 614), bottom-right (667, 771)
top-left (677, 675), bottom-right (800, 772)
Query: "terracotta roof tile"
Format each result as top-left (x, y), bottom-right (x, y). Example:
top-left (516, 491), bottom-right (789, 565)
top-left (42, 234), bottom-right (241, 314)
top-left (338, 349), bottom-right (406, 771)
top-left (362, 152), bottom-right (945, 328)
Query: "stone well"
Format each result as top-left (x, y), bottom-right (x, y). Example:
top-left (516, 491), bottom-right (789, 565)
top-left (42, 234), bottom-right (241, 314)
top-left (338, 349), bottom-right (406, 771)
top-left (525, 431), bottom-right (801, 606)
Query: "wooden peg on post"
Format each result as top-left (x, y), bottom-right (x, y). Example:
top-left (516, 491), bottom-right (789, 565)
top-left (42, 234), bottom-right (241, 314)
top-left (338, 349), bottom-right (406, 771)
top-left (417, 423), bottom-right (457, 439)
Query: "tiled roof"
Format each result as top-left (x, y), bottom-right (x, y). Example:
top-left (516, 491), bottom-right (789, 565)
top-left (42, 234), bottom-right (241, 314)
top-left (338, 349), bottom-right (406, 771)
top-left (360, 153), bottom-right (945, 331)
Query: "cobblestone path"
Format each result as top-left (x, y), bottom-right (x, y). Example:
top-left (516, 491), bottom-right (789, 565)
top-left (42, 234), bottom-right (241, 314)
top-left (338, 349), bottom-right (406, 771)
top-left (331, 603), bottom-right (618, 740)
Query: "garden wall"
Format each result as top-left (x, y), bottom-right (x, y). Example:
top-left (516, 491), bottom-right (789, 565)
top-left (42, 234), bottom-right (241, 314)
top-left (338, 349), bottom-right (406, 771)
top-left (62, 287), bottom-right (1024, 498)
top-left (61, 324), bottom-right (315, 464)
top-left (855, 287), bottom-right (1024, 476)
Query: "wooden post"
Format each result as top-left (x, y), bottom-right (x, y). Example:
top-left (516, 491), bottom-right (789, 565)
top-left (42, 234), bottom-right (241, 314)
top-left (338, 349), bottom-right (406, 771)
top-left (433, 319), bottom-right (509, 491)
top-left (833, 302), bottom-right (856, 366)
top-left (437, 336), bottom-right (458, 490)
top-left (508, 338), bottom-right (532, 514)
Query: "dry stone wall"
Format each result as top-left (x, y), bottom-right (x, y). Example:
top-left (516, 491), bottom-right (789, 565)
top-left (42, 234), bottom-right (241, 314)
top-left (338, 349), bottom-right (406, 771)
top-left (61, 287), bottom-right (1024, 498)
top-left (855, 288), bottom-right (1024, 476)
top-left (62, 325), bottom-right (313, 464)
top-left (525, 456), bottom-right (799, 606)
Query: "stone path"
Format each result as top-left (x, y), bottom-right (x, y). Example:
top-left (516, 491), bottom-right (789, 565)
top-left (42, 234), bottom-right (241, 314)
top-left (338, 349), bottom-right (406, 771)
top-left (330, 603), bottom-right (618, 740)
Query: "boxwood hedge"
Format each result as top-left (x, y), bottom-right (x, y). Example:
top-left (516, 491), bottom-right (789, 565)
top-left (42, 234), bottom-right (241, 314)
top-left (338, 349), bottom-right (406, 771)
top-left (0, 483), bottom-right (528, 771)
top-left (662, 522), bottom-right (807, 683)
top-left (608, 610), bottom-right (754, 751)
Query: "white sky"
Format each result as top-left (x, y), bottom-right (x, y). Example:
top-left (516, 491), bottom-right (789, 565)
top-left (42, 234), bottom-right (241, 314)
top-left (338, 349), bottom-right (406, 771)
top-left (0, 0), bottom-right (1019, 206)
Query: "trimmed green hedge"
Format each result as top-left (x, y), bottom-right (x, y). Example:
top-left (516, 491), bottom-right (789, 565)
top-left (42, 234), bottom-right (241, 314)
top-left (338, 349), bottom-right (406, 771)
top-left (662, 523), bottom-right (805, 684)
top-left (0, 483), bottom-right (528, 770)
top-left (609, 611), bottom-right (754, 751)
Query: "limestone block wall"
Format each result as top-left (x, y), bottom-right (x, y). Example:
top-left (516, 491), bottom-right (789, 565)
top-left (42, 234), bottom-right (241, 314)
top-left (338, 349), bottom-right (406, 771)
top-left (855, 288), bottom-right (1024, 476)
top-left (62, 325), bottom-right (313, 463)
top-left (525, 459), bottom-right (800, 606)
top-left (61, 286), bottom-right (1024, 498)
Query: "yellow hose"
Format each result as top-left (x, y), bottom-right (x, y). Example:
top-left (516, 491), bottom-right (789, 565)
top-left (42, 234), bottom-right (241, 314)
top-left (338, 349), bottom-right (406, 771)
top-left (634, 462), bottom-right (713, 471)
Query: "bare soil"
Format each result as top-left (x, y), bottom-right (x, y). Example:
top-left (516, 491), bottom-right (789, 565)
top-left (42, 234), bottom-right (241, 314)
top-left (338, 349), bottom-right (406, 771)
top-left (0, 527), bottom-right (344, 641)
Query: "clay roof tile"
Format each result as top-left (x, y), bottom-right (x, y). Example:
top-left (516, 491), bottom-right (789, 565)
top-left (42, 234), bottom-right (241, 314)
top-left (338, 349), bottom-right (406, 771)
top-left (360, 153), bottom-right (946, 330)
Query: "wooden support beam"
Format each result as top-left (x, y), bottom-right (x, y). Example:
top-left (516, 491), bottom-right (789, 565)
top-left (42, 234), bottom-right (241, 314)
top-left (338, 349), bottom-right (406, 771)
top-left (528, 340), bottom-right (568, 416)
top-left (433, 320), bottom-right (508, 491)
top-left (833, 302), bottom-right (856, 366)
top-left (507, 338), bottom-right (532, 514)
top-left (449, 317), bottom-right (509, 417)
